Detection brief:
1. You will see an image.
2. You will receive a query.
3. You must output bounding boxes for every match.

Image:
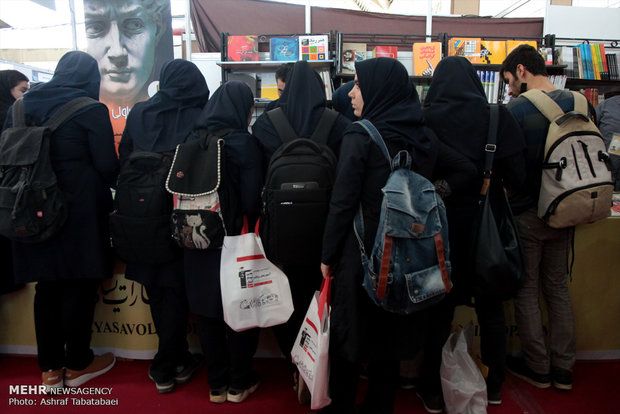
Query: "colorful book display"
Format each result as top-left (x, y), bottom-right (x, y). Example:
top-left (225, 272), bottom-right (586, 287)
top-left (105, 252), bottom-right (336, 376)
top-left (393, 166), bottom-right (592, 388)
top-left (412, 42), bottom-right (441, 76)
top-left (342, 42), bottom-right (367, 74)
top-left (478, 40), bottom-right (507, 64)
top-left (227, 35), bottom-right (259, 62)
top-left (448, 38), bottom-right (481, 62)
top-left (269, 37), bottom-right (299, 61)
top-left (299, 35), bottom-right (329, 61)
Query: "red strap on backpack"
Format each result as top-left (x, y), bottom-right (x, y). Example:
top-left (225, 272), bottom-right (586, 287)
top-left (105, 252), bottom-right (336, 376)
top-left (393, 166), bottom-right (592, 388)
top-left (434, 234), bottom-right (451, 293)
top-left (377, 234), bottom-right (393, 299)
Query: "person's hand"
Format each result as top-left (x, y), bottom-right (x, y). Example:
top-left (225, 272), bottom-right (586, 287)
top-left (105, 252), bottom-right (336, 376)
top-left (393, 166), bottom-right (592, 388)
top-left (320, 263), bottom-right (332, 279)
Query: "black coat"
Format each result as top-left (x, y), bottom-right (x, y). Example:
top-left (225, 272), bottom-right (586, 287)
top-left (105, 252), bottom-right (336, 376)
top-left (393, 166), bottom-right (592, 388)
top-left (183, 81), bottom-right (263, 317)
top-left (119, 59), bottom-right (210, 288)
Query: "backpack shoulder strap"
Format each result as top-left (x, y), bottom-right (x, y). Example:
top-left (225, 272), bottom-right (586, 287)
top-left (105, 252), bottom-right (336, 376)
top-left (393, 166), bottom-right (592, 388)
top-left (11, 98), bottom-right (26, 127)
top-left (309, 108), bottom-right (339, 145)
top-left (267, 107), bottom-right (298, 144)
top-left (45, 97), bottom-right (101, 131)
top-left (569, 91), bottom-right (589, 116)
top-left (521, 89), bottom-right (565, 123)
top-left (354, 119), bottom-right (391, 164)
top-left (480, 104), bottom-right (499, 196)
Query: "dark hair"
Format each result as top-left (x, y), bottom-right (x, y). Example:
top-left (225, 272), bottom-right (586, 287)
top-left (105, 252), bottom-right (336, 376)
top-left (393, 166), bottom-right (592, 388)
top-left (275, 62), bottom-right (293, 83)
top-left (0, 70), bottom-right (29, 90)
top-left (500, 44), bottom-right (547, 79)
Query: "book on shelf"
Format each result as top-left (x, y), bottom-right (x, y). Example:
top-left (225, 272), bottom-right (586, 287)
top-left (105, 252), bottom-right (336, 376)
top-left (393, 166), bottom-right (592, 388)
top-left (448, 37), bottom-right (481, 62)
top-left (606, 52), bottom-right (619, 80)
top-left (259, 72), bottom-right (278, 100)
top-left (591, 44), bottom-right (602, 80)
top-left (318, 69), bottom-right (333, 100)
top-left (479, 40), bottom-right (506, 64)
top-left (227, 35), bottom-right (259, 62)
top-left (599, 44), bottom-right (609, 80)
top-left (412, 42), bottom-right (441, 76)
top-left (372, 46), bottom-right (398, 58)
top-left (476, 70), bottom-right (501, 104)
top-left (556, 46), bottom-right (575, 78)
top-left (539, 47), bottom-right (553, 66)
top-left (341, 42), bottom-right (367, 74)
top-left (299, 35), bottom-right (329, 61)
top-left (269, 37), bottom-right (299, 61)
top-left (506, 40), bottom-right (537, 55)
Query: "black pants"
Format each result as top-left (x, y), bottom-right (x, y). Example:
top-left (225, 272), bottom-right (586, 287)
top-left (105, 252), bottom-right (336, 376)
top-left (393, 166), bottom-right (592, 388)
top-left (144, 283), bottom-right (192, 382)
top-left (419, 295), bottom-right (506, 397)
top-left (323, 355), bottom-right (399, 414)
top-left (196, 315), bottom-right (259, 389)
top-left (34, 279), bottom-right (100, 372)
top-left (272, 264), bottom-right (322, 376)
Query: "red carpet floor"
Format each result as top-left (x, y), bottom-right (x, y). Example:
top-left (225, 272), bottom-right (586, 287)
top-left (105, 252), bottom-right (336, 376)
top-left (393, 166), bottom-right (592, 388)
top-left (1, 355), bottom-right (619, 413)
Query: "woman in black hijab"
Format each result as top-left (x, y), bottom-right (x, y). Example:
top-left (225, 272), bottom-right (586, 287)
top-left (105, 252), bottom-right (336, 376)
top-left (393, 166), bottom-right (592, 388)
top-left (421, 56), bottom-right (526, 408)
top-left (0, 69), bottom-right (29, 294)
top-left (5, 51), bottom-right (119, 389)
top-left (319, 57), bottom-right (438, 414)
top-left (252, 60), bottom-right (351, 394)
top-left (119, 59), bottom-right (210, 394)
top-left (0, 69), bottom-right (29, 129)
top-left (185, 81), bottom-right (263, 404)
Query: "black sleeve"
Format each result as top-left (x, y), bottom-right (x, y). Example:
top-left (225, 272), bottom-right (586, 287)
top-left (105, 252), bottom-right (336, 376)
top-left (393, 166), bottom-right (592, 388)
top-left (433, 140), bottom-right (478, 196)
top-left (118, 126), bottom-right (133, 166)
top-left (321, 131), bottom-right (368, 266)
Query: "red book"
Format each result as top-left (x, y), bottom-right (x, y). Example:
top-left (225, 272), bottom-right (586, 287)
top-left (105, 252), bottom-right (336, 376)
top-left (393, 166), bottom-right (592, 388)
top-left (373, 46), bottom-right (398, 59)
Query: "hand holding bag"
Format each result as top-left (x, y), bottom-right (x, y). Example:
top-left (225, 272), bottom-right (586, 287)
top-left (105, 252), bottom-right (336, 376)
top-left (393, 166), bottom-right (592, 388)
top-left (469, 105), bottom-right (525, 300)
top-left (291, 276), bottom-right (332, 410)
top-left (220, 217), bottom-right (294, 332)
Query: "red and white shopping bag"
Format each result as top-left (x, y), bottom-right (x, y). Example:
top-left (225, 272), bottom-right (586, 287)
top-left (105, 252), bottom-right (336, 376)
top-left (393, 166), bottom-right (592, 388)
top-left (220, 218), bottom-right (294, 332)
top-left (291, 276), bottom-right (332, 410)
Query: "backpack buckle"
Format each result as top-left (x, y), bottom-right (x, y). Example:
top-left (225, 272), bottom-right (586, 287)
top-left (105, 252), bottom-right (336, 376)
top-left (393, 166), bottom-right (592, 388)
top-left (485, 144), bottom-right (497, 153)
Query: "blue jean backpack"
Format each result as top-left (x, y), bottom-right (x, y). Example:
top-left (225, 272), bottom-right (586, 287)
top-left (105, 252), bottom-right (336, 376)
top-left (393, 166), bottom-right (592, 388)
top-left (353, 120), bottom-right (452, 315)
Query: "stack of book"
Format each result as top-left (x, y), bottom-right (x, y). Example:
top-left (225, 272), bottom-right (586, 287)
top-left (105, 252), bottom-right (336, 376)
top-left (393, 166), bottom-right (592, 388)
top-left (556, 44), bottom-right (620, 80)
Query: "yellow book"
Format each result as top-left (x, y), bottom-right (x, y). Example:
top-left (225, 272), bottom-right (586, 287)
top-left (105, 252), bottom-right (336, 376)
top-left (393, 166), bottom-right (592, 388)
top-left (506, 40), bottom-right (537, 55)
top-left (412, 42), bottom-right (442, 76)
top-left (478, 40), bottom-right (507, 64)
top-left (591, 43), bottom-right (602, 80)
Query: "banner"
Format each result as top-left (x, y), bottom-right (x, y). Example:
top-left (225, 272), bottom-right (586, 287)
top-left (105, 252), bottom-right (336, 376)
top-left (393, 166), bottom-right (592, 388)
top-left (83, 0), bottom-right (174, 152)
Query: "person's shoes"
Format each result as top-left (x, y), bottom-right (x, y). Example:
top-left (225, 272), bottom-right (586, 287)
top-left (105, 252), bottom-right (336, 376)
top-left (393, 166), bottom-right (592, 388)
top-left (64, 353), bottom-right (115, 387)
top-left (227, 375), bottom-right (260, 403)
top-left (551, 367), bottom-right (573, 391)
top-left (148, 366), bottom-right (175, 394)
top-left (174, 353), bottom-right (204, 384)
top-left (506, 356), bottom-right (551, 389)
top-left (296, 374), bottom-right (311, 405)
top-left (399, 376), bottom-right (418, 390)
top-left (415, 391), bottom-right (444, 414)
top-left (42, 369), bottom-right (64, 390)
top-left (487, 390), bottom-right (502, 405)
top-left (209, 385), bottom-right (228, 404)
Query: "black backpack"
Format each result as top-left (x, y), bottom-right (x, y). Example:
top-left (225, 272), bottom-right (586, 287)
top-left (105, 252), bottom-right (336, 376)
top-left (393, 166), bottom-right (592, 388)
top-left (261, 107), bottom-right (338, 265)
top-left (0, 96), bottom-right (99, 243)
top-left (109, 150), bottom-right (180, 264)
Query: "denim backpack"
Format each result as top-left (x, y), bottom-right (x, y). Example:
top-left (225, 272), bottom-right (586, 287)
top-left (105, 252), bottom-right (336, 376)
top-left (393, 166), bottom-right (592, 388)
top-left (353, 120), bottom-right (452, 315)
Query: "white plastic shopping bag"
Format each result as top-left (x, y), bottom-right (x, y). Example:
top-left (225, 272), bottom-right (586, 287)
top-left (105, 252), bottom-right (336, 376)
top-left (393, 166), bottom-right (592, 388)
top-left (220, 218), bottom-right (294, 332)
top-left (291, 277), bottom-right (331, 410)
top-left (440, 322), bottom-right (487, 414)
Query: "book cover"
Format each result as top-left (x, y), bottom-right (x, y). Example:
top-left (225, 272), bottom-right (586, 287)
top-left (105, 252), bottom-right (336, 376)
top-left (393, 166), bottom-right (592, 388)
top-left (269, 37), bottom-right (299, 61)
top-left (576, 46), bottom-right (583, 78)
top-left (591, 44), bottom-right (602, 80)
top-left (506, 40), bottom-right (537, 55)
top-left (599, 44), bottom-right (609, 80)
top-left (412, 42), bottom-right (441, 76)
top-left (478, 40), bottom-right (506, 64)
top-left (227, 35), bottom-right (259, 62)
top-left (342, 42), bottom-right (367, 74)
top-left (299, 35), bottom-right (329, 61)
top-left (260, 72), bottom-right (278, 100)
top-left (448, 38), bottom-right (481, 62)
top-left (372, 46), bottom-right (398, 58)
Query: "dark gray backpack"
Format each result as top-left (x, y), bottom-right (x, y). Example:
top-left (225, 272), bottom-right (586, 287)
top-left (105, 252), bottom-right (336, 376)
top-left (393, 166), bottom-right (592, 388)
top-left (0, 96), bottom-right (99, 242)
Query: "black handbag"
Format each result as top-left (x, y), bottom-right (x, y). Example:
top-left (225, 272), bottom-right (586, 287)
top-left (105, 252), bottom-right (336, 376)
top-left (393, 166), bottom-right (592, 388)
top-left (469, 105), bottom-right (525, 300)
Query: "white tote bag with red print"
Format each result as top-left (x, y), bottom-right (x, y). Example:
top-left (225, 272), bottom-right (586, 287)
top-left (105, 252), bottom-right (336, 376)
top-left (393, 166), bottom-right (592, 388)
top-left (220, 218), bottom-right (294, 332)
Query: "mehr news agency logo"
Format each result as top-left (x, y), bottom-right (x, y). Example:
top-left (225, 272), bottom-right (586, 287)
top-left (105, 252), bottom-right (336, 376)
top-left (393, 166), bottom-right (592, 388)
top-left (8, 385), bottom-right (118, 407)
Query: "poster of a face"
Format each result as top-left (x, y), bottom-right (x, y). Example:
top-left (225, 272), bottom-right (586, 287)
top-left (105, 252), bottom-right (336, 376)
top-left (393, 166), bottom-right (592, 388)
top-left (83, 0), bottom-right (174, 151)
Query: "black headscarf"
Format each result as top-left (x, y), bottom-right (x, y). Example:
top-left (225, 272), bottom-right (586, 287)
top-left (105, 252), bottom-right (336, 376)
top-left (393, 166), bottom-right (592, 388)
top-left (197, 80), bottom-right (254, 133)
top-left (124, 59), bottom-right (210, 152)
top-left (424, 56), bottom-right (521, 161)
top-left (277, 60), bottom-right (327, 137)
top-left (0, 70), bottom-right (29, 129)
top-left (23, 51), bottom-right (100, 125)
top-left (332, 80), bottom-right (356, 121)
top-left (353, 57), bottom-right (430, 161)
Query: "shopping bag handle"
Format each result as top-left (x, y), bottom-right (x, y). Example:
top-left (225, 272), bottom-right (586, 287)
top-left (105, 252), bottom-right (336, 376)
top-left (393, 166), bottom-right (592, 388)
top-left (318, 273), bottom-right (332, 321)
top-left (241, 216), bottom-right (260, 235)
